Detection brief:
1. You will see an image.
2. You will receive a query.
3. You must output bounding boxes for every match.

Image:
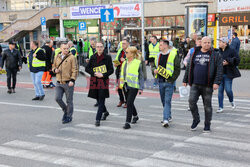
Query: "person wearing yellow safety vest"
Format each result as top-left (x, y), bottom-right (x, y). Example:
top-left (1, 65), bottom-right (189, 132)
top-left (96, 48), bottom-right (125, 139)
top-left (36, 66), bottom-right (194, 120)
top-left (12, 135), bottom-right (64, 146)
top-left (147, 36), bottom-right (160, 87)
top-left (119, 46), bottom-right (144, 129)
top-left (114, 38), bottom-right (130, 108)
top-left (87, 37), bottom-right (97, 60)
top-left (28, 41), bottom-right (46, 101)
top-left (68, 41), bottom-right (78, 58)
top-left (87, 37), bottom-right (98, 107)
top-left (153, 40), bottom-right (180, 128)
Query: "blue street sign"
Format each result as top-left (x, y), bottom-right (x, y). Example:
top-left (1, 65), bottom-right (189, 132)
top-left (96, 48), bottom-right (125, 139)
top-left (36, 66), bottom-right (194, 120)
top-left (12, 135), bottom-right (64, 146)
top-left (79, 22), bottom-right (86, 31)
top-left (100, 9), bottom-right (114, 23)
top-left (40, 17), bottom-right (46, 26)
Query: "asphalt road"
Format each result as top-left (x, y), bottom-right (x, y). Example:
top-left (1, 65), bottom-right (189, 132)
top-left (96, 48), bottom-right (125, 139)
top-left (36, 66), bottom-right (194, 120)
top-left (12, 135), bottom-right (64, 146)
top-left (0, 63), bottom-right (250, 167)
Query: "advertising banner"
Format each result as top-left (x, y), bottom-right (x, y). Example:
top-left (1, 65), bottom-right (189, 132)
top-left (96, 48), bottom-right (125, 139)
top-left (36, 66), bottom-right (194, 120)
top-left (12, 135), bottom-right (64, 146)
top-left (218, 0), bottom-right (250, 13)
top-left (186, 6), bottom-right (208, 37)
top-left (70, 3), bottom-right (141, 19)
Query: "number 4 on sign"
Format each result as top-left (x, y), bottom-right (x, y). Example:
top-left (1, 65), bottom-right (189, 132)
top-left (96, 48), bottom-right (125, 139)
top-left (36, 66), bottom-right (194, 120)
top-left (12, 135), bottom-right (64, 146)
top-left (134, 4), bottom-right (140, 11)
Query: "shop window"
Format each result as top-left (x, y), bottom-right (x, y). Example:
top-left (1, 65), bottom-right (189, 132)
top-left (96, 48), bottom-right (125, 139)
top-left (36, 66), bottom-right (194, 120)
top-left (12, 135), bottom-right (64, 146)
top-left (93, 0), bottom-right (101, 4)
top-left (85, 0), bottom-right (93, 5)
top-left (153, 17), bottom-right (164, 27)
top-left (164, 16), bottom-right (175, 27)
top-left (111, 0), bottom-right (120, 3)
top-left (102, 0), bottom-right (110, 4)
top-left (33, 31), bottom-right (38, 41)
top-left (145, 18), bottom-right (153, 27)
top-left (176, 16), bottom-right (184, 27)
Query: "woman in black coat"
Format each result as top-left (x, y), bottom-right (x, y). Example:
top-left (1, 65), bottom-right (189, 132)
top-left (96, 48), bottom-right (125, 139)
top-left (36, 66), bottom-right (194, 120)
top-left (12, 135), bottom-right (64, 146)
top-left (85, 42), bottom-right (114, 127)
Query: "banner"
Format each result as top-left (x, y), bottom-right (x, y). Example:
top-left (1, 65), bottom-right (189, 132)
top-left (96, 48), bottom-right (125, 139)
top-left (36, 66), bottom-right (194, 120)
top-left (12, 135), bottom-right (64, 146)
top-left (219, 13), bottom-right (250, 26)
top-left (70, 3), bottom-right (141, 19)
top-left (186, 6), bottom-right (208, 37)
top-left (218, 0), bottom-right (250, 13)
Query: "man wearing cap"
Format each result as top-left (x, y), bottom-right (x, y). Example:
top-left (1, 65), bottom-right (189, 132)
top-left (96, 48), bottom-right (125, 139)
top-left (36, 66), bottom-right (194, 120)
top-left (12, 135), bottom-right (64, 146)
top-left (217, 37), bottom-right (241, 113)
top-left (0, 41), bottom-right (22, 93)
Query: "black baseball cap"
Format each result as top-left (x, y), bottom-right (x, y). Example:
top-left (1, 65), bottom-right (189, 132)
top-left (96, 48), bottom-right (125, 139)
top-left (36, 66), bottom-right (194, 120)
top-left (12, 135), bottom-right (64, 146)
top-left (9, 41), bottom-right (16, 45)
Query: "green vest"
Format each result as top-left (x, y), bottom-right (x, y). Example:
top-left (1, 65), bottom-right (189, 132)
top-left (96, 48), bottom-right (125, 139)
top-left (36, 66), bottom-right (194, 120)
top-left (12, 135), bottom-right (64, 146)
top-left (89, 47), bottom-right (97, 59)
top-left (149, 43), bottom-right (160, 59)
top-left (120, 59), bottom-right (141, 89)
top-left (28, 48), bottom-right (46, 68)
top-left (115, 48), bottom-right (123, 61)
top-left (70, 47), bottom-right (77, 57)
top-left (84, 41), bottom-right (90, 53)
top-left (55, 48), bottom-right (61, 57)
top-left (155, 48), bottom-right (177, 79)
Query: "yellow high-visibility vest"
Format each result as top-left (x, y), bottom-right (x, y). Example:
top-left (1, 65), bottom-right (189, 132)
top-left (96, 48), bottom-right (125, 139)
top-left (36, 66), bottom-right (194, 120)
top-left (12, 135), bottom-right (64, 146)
top-left (120, 59), bottom-right (141, 89)
top-left (155, 48), bottom-right (177, 79)
top-left (70, 47), bottom-right (78, 57)
top-left (149, 42), bottom-right (160, 59)
top-left (27, 48), bottom-right (46, 68)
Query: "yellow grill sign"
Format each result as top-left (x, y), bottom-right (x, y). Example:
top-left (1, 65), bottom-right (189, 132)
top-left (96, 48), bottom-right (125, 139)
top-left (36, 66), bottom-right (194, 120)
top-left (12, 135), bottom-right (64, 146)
top-left (93, 65), bottom-right (107, 74)
top-left (157, 65), bottom-right (170, 79)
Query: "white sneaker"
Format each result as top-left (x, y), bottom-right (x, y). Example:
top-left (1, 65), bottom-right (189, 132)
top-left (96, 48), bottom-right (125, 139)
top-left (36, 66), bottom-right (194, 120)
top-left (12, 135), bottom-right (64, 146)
top-left (162, 120), bottom-right (169, 128)
top-left (216, 108), bottom-right (223, 113)
top-left (231, 102), bottom-right (236, 110)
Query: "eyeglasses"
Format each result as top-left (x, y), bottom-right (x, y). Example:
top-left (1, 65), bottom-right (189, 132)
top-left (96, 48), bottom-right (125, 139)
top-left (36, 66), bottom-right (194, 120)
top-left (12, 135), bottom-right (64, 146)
top-left (96, 46), bottom-right (103, 48)
top-left (125, 52), bottom-right (129, 54)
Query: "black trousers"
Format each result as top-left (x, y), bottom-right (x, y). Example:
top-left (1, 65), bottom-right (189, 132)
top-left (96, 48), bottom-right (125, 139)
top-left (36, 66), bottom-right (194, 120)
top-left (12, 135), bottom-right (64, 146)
top-left (118, 87), bottom-right (128, 102)
top-left (6, 68), bottom-right (18, 90)
top-left (125, 87), bottom-right (138, 123)
top-left (189, 84), bottom-right (213, 126)
top-left (96, 97), bottom-right (108, 121)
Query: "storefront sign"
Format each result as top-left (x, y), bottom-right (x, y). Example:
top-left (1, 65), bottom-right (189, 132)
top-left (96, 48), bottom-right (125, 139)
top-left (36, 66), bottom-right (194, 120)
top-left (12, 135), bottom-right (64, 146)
top-left (70, 4), bottom-right (141, 19)
top-left (218, 0), bottom-right (250, 13)
top-left (64, 20), bottom-right (98, 28)
top-left (208, 14), bottom-right (216, 26)
top-left (219, 13), bottom-right (250, 26)
top-left (186, 6), bottom-right (208, 37)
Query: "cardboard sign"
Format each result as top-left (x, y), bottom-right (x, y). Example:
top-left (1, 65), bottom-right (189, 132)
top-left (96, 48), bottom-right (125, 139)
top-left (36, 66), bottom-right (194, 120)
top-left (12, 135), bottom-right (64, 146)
top-left (113, 60), bottom-right (121, 66)
top-left (93, 65), bottom-right (107, 74)
top-left (157, 65), bottom-right (169, 79)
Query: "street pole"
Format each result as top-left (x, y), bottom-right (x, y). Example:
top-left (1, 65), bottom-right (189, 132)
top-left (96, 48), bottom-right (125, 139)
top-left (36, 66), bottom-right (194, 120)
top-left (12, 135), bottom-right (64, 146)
top-left (107, 23), bottom-right (110, 55)
top-left (59, 9), bottom-right (65, 38)
top-left (216, 14), bottom-right (219, 48)
top-left (244, 25), bottom-right (247, 50)
top-left (141, 0), bottom-right (145, 60)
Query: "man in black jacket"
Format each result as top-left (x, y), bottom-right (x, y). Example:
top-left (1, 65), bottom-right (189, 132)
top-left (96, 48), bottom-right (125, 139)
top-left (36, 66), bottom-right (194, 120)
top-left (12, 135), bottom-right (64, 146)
top-left (0, 41), bottom-right (22, 93)
top-left (217, 37), bottom-right (240, 113)
top-left (183, 36), bottom-right (223, 133)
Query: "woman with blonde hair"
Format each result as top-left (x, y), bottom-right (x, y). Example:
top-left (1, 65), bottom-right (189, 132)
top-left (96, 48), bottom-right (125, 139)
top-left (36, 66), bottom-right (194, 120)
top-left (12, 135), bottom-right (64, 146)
top-left (119, 46), bottom-right (144, 129)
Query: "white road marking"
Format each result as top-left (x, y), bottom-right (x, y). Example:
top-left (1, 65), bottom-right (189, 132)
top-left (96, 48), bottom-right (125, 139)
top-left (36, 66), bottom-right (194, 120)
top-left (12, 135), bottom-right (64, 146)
top-left (0, 101), bottom-right (119, 116)
top-left (36, 134), bottom-right (154, 154)
top-left (150, 150), bottom-right (249, 167)
top-left (186, 136), bottom-right (250, 152)
top-left (4, 140), bottom-right (138, 165)
top-left (76, 123), bottom-right (187, 141)
top-left (0, 146), bottom-right (117, 167)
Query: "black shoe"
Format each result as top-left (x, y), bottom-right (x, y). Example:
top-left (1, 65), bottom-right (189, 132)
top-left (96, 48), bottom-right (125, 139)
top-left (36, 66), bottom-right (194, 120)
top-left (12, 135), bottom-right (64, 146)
top-left (62, 117), bottom-right (72, 124)
top-left (94, 102), bottom-right (98, 107)
top-left (95, 120), bottom-right (100, 127)
top-left (131, 116), bottom-right (139, 124)
top-left (39, 95), bottom-right (45, 101)
top-left (62, 113), bottom-right (67, 121)
top-left (123, 123), bottom-right (131, 129)
top-left (101, 112), bottom-right (109, 121)
top-left (32, 96), bottom-right (40, 100)
top-left (191, 120), bottom-right (200, 131)
top-left (12, 89), bottom-right (16, 93)
top-left (7, 89), bottom-right (12, 94)
top-left (203, 124), bottom-right (211, 133)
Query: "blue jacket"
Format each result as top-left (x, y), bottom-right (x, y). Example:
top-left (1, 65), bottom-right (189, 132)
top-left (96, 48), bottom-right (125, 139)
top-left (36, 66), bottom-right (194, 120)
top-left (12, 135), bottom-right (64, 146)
top-left (230, 37), bottom-right (240, 54)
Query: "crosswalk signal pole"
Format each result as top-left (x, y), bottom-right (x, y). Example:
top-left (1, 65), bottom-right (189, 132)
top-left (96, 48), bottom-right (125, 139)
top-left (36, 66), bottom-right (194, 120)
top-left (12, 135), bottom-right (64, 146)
top-left (141, 0), bottom-right (145, 60)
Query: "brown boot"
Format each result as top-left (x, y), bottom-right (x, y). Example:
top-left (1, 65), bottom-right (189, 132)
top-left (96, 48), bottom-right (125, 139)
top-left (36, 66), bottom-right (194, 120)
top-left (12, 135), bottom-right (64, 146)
top-left (123, 103), bottom-right (127, 108)
top-left (117, 101), bottom-right (125, 107)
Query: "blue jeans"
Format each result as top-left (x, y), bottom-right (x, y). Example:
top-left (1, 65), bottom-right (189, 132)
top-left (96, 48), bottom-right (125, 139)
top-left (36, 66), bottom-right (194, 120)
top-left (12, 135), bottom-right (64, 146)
top-left (159, 82), bottom-right (174, 121)
top-left (218, 74), bottom-right (234, 109)
top-left (30, 71), bottom-right (45, 97)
